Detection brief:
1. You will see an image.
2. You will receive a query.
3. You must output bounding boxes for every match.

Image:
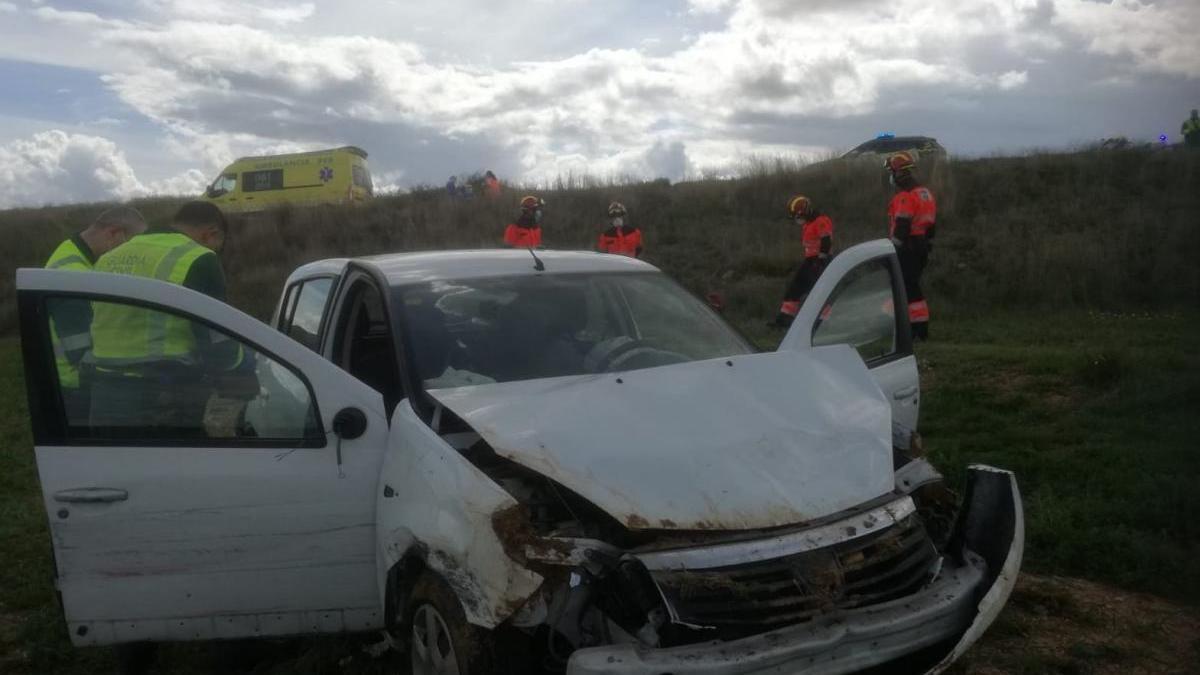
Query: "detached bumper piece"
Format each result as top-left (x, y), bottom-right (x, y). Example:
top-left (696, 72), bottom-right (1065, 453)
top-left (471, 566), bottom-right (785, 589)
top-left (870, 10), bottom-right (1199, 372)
top-left (568, 466), bottom-right (1023, 675)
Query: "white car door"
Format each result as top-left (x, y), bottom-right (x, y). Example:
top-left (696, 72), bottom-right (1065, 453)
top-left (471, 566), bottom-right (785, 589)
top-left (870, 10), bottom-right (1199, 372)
top-left (778, 239), bottom-right (920, 442)
top-left (17, 268), bottom-right (390, 646)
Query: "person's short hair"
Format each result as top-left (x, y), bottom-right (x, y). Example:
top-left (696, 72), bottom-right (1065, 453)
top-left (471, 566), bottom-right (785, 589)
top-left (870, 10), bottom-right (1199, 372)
top-left (173, 201), bottom-right (228, 234)
top-left (92, 206), bottom-right (146, 233)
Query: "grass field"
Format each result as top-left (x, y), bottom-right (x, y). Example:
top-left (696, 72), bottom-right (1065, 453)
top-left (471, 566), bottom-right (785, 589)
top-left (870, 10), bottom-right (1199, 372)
top-left (2, 308), bottom-right (1198, 674)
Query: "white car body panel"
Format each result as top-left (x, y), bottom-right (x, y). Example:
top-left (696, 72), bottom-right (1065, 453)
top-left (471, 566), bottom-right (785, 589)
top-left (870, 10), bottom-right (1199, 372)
top-left (429, 346), bottom-right (893, 531)
top-left (374, 403), bottom-right (544, 628)
top-left (18, 269), bottom-right (390, 645)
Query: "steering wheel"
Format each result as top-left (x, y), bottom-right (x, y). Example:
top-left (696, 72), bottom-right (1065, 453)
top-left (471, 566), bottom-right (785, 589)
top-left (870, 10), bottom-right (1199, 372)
top-left (584, 337), bottom-right (688, 373)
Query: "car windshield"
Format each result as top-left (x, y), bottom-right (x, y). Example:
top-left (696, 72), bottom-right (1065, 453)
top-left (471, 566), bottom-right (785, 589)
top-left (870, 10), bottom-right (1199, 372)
top-left (395, 272), bottom-right (754, 388)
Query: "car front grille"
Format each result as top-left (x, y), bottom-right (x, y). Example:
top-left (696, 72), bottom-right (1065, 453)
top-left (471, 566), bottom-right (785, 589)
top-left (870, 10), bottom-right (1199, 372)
top-left (649, 515), bottom-right (939, 638)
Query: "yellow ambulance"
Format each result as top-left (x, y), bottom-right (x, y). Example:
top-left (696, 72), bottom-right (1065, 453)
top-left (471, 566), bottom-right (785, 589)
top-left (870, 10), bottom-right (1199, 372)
top-left (202, 146), bottom-right (373, 211)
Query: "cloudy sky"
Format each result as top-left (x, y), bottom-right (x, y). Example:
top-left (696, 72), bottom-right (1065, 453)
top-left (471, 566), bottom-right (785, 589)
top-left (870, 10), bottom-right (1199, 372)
top-left (0, 0), bottom-right (1196, 207)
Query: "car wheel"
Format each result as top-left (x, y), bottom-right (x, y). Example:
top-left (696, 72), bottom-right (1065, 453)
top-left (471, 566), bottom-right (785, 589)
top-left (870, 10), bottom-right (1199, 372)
top-left (406, 573), bottom-right (493, 675)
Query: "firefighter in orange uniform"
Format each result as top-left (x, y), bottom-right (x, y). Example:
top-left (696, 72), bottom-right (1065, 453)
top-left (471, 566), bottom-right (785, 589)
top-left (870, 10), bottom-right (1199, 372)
top-left (504, 195), bottom-right (545, 248)
top-left (596, 202), bottom-right (643, 258)
top-left (885, 151), bottom-right (936, 340)
top-left (772, 195), bottom-right (833, 328)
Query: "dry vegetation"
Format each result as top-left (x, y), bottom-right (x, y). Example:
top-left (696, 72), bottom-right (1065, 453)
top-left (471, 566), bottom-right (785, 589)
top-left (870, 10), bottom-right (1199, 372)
top-left (1, 146), bottom-right (1197, 332)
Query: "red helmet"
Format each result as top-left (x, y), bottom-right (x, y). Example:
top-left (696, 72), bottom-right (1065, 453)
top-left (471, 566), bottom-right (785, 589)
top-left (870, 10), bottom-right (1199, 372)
top-left (787, 195), bottom-right (813, 218)
top-left (884, 151), bottom-right (916, 173)
top-left (520, 195), bottom-right (545, 211)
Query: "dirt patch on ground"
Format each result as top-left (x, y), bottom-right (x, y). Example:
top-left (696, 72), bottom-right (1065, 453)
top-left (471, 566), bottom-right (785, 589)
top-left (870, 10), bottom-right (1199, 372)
top-left (951, 573), bottom-right (1200, 674)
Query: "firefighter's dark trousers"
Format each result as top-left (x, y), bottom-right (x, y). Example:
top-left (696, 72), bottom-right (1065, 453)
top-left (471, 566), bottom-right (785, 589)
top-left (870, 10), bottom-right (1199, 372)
top-left (774, 257), bottom-right (827, 327)
top-left (897, 239), bottom-right (930, 340)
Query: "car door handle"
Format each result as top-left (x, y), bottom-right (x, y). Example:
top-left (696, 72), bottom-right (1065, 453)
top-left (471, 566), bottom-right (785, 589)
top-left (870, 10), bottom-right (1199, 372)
top-left (893, 386), bottom-right (919, 400)
top-left (53, 488), bottom-right (129, 504)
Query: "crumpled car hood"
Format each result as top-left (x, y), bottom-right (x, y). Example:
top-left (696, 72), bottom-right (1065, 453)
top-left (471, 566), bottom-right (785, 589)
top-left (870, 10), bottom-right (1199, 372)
top-left (429, 346), bottom-right (894, 531)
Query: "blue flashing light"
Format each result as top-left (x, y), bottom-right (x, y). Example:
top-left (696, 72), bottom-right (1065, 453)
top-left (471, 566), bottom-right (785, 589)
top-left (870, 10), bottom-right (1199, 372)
top-left (876, 132), bottom-right (895, 139)
top-left (1158, 133), bottom-right (1169, 145)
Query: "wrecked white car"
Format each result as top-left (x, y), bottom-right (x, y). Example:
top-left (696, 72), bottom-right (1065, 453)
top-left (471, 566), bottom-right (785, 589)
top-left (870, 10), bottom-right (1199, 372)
top-left (17, 240), bottom-right (1022, 674)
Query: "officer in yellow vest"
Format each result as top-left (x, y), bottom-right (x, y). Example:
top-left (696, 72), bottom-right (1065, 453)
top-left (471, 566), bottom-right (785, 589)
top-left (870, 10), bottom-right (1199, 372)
top-left (44, 207), bottom-right (147, 419)
top-left (88, 201), bottom-right (248, 436)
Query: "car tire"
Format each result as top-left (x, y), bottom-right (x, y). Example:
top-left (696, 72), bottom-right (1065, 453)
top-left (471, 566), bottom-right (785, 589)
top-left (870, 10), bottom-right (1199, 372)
top-left (405, 572), bottom-right (495, 675)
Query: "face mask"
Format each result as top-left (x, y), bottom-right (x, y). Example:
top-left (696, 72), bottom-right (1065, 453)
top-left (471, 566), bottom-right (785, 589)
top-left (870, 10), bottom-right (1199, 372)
top-left (612, 217), bottom-right (624, 228)
top-left (794, 216), bottom-right (807, 225)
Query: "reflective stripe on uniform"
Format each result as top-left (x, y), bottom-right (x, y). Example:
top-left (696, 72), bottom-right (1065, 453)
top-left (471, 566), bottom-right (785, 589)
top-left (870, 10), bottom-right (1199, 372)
top-left (908, 299), bottom-right (930, 323)
top-left (145, 239), bottom-right (205, 360)
top-left (48, 255), bottom-right (88, 270)
top-left (59, 332), bottom-right (93, 351)
top-left (45, 238), bottom-right (95, 388)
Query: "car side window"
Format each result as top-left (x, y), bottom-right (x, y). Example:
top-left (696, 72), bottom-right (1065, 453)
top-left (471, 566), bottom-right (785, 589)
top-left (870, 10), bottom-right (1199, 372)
top-left (811, 259), bottom-right (899, 364)
top-left (288, 278), bottom-right (333, 352)
top-left (42, 296), bottom-right (322, 445)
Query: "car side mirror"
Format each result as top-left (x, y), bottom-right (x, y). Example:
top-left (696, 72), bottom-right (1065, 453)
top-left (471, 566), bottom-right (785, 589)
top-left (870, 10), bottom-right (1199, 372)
top-left (706, 292), bottom-right (725, 313)
top-left (333, 407), bottom-right (367, 440)
top-left (331, 407), bottom-right (367, 479)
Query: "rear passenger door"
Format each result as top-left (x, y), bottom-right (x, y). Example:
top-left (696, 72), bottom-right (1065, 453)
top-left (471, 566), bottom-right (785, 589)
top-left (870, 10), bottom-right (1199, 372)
top-left (778, 239), bottom-right (920, 444)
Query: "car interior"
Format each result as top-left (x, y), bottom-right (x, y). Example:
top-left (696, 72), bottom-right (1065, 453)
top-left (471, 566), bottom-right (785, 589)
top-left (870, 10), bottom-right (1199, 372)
top-left (335, 279), bottom-right (404, 413)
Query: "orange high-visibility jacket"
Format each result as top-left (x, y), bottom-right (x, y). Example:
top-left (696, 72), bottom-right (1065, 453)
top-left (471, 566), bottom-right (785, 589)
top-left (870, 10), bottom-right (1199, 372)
top-left (504, 223), bottom-right (542, 248)
top-left (888, 187), bottom-right (936, 238)
top-left (597, 225), bottom-right (643, 257)
top-left (801, 214), bottom-right (834, 258)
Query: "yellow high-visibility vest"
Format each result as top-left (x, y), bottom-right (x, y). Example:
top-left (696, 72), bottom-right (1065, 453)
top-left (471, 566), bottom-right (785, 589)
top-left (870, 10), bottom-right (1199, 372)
top-left (91, 233), bottom-right (220, 368)
top-left (44, 237), bottom-right (95, 388)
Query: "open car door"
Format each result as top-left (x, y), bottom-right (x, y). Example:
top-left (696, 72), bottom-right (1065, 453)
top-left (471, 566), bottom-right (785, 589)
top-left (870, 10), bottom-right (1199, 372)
top-left (17, 269), bottom-right (390, 646)
top-left (778, 239), bottom-right (920, 445)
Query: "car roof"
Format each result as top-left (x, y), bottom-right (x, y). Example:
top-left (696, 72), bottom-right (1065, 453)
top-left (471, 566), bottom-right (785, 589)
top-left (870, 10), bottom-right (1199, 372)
top-left (848, 136), bottom-right (941, 152)
top-left (285, 249), bottom-right (659, 287)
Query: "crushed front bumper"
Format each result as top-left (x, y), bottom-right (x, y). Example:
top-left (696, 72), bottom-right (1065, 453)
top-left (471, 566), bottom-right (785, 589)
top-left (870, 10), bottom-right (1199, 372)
top-left (567, 466), bottom-right (1024, 675)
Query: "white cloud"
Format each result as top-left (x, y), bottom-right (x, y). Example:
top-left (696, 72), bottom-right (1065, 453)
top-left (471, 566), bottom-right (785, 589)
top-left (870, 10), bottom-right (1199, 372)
top-left (0, 130), bottom-right (207, 208)
top-left (5, 0), bottom-right (1198, 199)
top-left (1054, 0), bottom-right (1200, 78)
top-left (0, 130), bottom-right (145, 207)
top-left (140, 0), bottom-right (316, 25)
top-left (998, 70), bottom-right (1029, 90)
top-left (32, 6), bottom-right (129, 29)
top-left (0, 2), bottom-right (18, 14)
top-left (145, 168), bottom-right (208, 196)
top-left (686, 0), bottom-right (734, 14)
